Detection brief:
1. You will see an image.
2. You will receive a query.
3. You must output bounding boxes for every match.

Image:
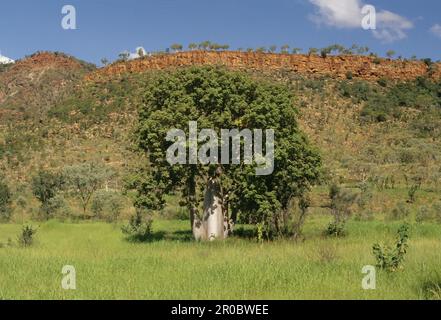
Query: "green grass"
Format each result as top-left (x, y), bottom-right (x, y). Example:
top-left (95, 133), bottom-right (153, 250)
top-left (0, 217), bottom-right (440, 300)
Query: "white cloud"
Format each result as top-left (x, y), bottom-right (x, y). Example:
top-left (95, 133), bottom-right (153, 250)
top-left (372, 10), bottom-right (413, 42)
top-left (430, 24), bottom-right (441, 39)
top-left (309, 0), bottom-right (363, 28)
top-left (308, 0), bottom-right (413, 42)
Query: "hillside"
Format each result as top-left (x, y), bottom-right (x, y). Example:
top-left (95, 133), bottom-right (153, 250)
top-left (1, 50), bottom-right (441, 221)
top-left (0, 52), bottom-right (95, 120)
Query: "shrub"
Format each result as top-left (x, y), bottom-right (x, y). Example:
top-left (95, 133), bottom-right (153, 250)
top-left (416, 206), bottom-right (432, 223)
top-left (91, 190), bottom-right (124, 222)
top-left (377, 77), bottom-right (388, 87)
top-left (325, 184), bottom-right (357, 236)
top-left (47, 195), bottom-right (72, 220)
top-left (15, 196), bottom-right (27, 210)
top-left (17, 225), bottom-right (37, 247)
top-left (122, 208), bottom-right (153, 242)
top-left (407, 184), bottom-right (420, 203)
top-left (372, 223), bottom-right (410, 272)
top-left (389, 202), bottom-right (410, 220)
top-left (31, 170), bottom-right (64, 217)
top-left (0, 178), bottom-right (12, 222)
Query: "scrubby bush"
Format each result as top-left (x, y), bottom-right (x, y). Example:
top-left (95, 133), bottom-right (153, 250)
top-left (91, 190), bottom-right (124, 222)
top-left (373, 223), bottom-right (410, 272)
top-left (17, 225), bottom-right (37, 247)
top-left (407, 184), bottom-right (420, 203)
top-left (325, 184), bottom-right (357, 236)
top-left (416, 206), bottom-right (431, 223)
top-left (121, 208), bottom-right (153, 242)
top-left (47, 195), bottom-right (72, 220)
top-left (389, 202), bottom-right (410, 221)
top-left (15, 196), bottom-right (27, 210)
top-left (31, 169), bottom-right (64, 218)
top-left (0, 178), bottom-right (12, 222)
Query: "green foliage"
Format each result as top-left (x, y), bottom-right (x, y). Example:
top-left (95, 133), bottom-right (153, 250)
top-left (17, 225), bottom-right (37, 247)
top-left (31, 170), bottom-right (64, 217)
top-left (122, 208), bottom-right (153, 242)
top-left (91, 190), bottom-right (124, 222)
top-left (377, 77), bottom-right (388, 87)
top-left (63, 163), bottom-right (113, 214)
top-left (338, 80), bottom-right (377, 103)
top-left (0, 177), bottom-right (12, 222)
top-left (170, 44), bottom-right (183, 52)
top-left (360, 77), bottom-right (441, 122)
top-left (407, 184), bottom-right (420, 203)
top-left (373, 223), bottom-right (410, 272)
top-left (386, 50), bottom-right (396, 58)
top-left (133, 66), bottom-right (321, 238)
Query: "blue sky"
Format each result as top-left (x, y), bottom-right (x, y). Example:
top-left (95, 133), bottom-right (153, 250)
top-left (0, 0), bottom-right (440, 65)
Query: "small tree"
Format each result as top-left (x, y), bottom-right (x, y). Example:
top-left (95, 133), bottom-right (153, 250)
top-left (291, 48), bottom-right (302, 54)
top-left (170, 44), bottom-right (183, 52)
top-left (63, 163), bottom-right (113, 215)
top-left (308, 48), bottom-right (318, 56)
top-left (280, 45), bottom-right (290, 54)
top-left (373, 223), bottom-right (410, 272)
top-left (386, 50), bottom-right (396, 59)
top-left (100, 58), bottom-right (109, 66)
top-left (199, 41), bottom-right (211, 50)
top-left (269, 45), bottom-right (277, 53)
top-left (31, 170), bottom-right (64, 217)
top-left (188, 43), bottom-right (198, 50)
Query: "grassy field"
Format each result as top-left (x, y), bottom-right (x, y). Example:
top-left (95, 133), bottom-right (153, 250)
top-left (1, 216), bottom-right (440, 300)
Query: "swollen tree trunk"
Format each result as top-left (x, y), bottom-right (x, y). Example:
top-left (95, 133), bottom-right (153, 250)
top-left (202, 177), bottom-right (225, 241)
top-left (189, 176), bottom-right (229, 241)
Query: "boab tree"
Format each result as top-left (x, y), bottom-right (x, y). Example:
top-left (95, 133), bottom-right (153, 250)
top-left (133, 66), bottom-right (321, 240)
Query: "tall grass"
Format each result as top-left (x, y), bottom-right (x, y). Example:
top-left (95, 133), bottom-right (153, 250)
top-left (0, 216), bottom-right (440, 299)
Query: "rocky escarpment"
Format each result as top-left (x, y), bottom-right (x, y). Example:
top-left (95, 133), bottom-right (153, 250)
top-left (87, 51), bottom-right (440, 82)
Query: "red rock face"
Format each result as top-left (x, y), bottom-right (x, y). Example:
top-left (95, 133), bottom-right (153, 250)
top-left (87, 51), bottom-right (440, 82)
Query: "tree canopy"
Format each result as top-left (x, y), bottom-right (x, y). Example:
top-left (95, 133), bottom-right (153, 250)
top-left (132, 66), bottom-right (321, 239)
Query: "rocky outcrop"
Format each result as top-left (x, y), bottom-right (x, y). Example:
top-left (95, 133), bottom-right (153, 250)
top-left (87, 51), bottom-right (440, 82)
